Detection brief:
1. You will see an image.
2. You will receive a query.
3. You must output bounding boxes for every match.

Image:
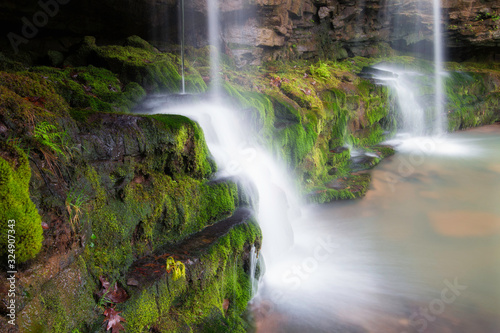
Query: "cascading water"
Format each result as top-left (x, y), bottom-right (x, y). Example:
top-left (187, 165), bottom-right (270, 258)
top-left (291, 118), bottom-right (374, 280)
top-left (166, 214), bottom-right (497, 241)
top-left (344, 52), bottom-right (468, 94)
top-left (146, 101), bottom-right (298, 263)
top-left (207, 0), bottom-right (221, 96)
top-left (372, 69), bottom-right (428, 136)
top-left (180, 0), bottom-right (186, 94)
top-left (432, 0), bottom-right (445, 134)
top-left (249, 245), bottom-right (259, 296)
top-left (373, 0), bottom-right (447, 137)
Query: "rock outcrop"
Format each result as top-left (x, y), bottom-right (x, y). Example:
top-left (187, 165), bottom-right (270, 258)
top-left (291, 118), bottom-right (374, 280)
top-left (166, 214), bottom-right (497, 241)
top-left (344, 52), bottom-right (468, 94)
top-left (1, 0), bottom-right (498, 64)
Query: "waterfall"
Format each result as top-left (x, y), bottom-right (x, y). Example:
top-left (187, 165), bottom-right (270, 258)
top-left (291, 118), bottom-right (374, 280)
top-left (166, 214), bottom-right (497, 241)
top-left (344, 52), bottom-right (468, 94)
top-left (249, 245), bottom-right (259, 296)
top-left (148, 99), bottom-right (298, 269)
top-left (433, 0), bottom-right (445, 134)
top-left (207, 0), bottom-right (221, 96)
top-left (375, 0), bottom-right (447, 137)
top-left (180, 0), bottom-right (185, 94)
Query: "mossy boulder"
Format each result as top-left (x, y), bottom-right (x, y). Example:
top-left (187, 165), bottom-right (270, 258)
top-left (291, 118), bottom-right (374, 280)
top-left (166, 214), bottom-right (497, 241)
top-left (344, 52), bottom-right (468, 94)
top-left (0, 143), bottom-right (43, 263)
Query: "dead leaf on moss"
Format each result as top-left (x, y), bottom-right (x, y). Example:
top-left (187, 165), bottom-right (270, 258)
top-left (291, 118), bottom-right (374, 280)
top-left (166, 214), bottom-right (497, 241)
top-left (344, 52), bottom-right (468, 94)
top-left (103, 307), bottom-right (126, 333)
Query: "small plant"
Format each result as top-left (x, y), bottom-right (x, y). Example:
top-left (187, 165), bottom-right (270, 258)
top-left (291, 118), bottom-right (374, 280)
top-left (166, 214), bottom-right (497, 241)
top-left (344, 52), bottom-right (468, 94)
top-left (310, 61), bottom-right (331, 79)
top-left (66, 189), bottom-right (86, 232)
top-left (475, 12), bottom-right (500, 21)
top-left (166, 256), bottom-right (186, 281)
top-left (90, 233), bottom-right (96, 248)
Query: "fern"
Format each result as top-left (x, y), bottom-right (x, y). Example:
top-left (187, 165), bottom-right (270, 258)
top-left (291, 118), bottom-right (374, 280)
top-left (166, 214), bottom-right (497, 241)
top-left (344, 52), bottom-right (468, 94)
top-left (310, 61), bottom-right (331, 79)
top-left (33, 122), bottom-right (67, 155)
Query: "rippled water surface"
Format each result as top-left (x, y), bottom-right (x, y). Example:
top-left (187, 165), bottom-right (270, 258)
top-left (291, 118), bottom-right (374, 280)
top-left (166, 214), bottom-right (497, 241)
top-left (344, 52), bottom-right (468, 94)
top-left (252, 124), bottom-right (500, 333)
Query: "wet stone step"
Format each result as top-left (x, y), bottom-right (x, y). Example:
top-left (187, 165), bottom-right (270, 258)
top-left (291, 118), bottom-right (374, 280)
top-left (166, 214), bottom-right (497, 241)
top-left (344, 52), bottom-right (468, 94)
top-left (127, 207), bottom-right (253, 289)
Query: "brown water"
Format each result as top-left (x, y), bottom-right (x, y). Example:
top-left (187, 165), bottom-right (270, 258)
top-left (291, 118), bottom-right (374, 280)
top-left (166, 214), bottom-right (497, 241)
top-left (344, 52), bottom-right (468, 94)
top-left (251, 124), bottom-right (500, 333)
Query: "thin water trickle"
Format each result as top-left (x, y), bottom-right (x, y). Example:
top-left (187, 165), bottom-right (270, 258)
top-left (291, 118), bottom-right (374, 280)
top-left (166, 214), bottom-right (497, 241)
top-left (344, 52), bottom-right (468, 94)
top-left (180, 0), bottom-right (185, 94)
top-left (207, 0), bottom-right (221, 96)
top-left (432, 0), bottom-right (445, 134)
top-left (250, 245), bottom-right (259, 297)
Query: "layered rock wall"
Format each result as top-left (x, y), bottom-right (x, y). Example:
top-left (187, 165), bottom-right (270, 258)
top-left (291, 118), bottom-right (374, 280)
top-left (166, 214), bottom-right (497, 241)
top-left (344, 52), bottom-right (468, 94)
top-left (1, 0), bottom-right (497, 64)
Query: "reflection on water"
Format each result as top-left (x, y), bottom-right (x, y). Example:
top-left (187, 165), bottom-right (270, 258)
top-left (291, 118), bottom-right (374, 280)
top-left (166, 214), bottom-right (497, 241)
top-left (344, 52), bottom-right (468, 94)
top-left (251, 124), bottom-right (500, 333)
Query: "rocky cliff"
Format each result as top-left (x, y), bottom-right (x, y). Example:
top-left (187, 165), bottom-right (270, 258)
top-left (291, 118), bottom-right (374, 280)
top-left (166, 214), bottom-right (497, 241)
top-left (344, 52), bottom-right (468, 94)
top-left (1, 0), bottom-right (498, 65)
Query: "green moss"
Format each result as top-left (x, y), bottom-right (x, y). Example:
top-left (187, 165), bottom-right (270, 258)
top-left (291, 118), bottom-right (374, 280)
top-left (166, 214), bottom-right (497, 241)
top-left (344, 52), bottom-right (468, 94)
top-left (444, 71), bottom-right (499, 130)
top-left (19, 257), bottom-right (98, 332)
top-left (142, 175), bottom-right (238, 247)
top-left (69, 108), bottom-right (97, 122)
top-left (0, 143), bottom-right (43, 262)
top-left (0, 71), bottom-right (69, 116)
top-left (223, 82), bottom-right (275, 138)
top-left (274, 122), bottom-right (317, 168)
top-left (0, 52), bottom-right (26, 72)
top-left (124, 290), bottom-right (160, 332)
top-left (0, 85), bottom-right (52, 129)
top-left (120, 219), bottom-right (260, 333)
top-left (125, 35), bottom-right (159, 54)
top-left (91, 42), bottom-right (207, 93)
top-left (29, 65), bottom-right (131, 112)
top-left (353, 123), bottom-right (386, 147)
top-left (147, 114), bottom-right (214, 178)
top-left (307, 173), bottom-right (372, 203)
top-left (280, 79), bottom-right (323, 113)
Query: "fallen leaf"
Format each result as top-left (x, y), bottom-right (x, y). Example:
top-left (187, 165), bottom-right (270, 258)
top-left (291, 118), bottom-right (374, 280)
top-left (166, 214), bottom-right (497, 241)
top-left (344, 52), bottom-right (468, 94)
top-left (98, 276), bottom-right (129, 304)
top-left (223, 299), bottom-right (230, 311)
top-left (103, 307), bottom-right (126, 333)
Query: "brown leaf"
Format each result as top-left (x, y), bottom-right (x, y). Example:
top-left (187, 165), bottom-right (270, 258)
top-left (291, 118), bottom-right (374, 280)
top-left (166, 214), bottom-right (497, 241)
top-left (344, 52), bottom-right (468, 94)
top-left (25, 96), bottom-right (46, 107)
top-left (98, 276), bottom-right (129, 304)
top-left (103, 307), bottom-right (126, 333)
top-left (270, 76), bottom-right (282, 87)
top-left (222, 299), bottom-right (230, 311)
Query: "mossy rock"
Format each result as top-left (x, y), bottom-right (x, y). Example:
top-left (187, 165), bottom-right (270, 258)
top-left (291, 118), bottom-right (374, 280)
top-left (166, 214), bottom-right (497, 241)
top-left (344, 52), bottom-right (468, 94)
top-left (18, 257), bottom-right (98, 332)
top-left (445, 71), bottom-right (500, 130)
top-left (123, 209), bottom-right (261, 332)
top-left (125, 35), bottom-right (159, 54)
top-left (0, 52), bottom-right (26, 72)
top-left (0, 142), bottom-right (43, 262)
top-left (91, 43), bottom-right (206, 94)
top-left (0, 71), bottom-right (69, 116)
top-left (307, 173), bottom-right (372, 203)
top-left (29, 65), bottom-right (144, 113)
top-left (0, 85), bottom-right (53, 134)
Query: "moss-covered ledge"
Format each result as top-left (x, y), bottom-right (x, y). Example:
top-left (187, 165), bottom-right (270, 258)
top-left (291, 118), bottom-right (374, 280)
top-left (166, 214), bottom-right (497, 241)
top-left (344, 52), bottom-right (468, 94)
top-left (123, 208), bottom-right (261, 332)
top-left (0, 103), bottom-right (262, 331)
